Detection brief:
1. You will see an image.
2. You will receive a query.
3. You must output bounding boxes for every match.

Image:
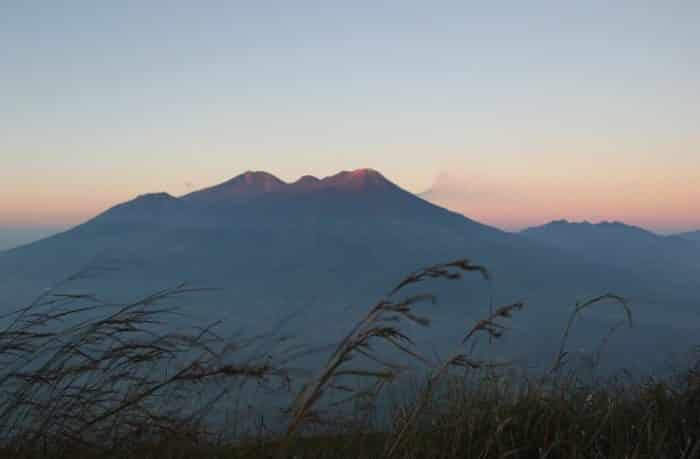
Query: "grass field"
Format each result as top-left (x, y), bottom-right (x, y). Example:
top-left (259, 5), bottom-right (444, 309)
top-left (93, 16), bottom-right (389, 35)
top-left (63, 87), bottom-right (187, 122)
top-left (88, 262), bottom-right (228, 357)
top-left (1, 260), bottom-right (698, 458)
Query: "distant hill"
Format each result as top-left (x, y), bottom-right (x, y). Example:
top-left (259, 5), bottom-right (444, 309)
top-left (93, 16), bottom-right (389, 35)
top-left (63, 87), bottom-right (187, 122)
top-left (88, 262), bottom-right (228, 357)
top-left (520, 219), bottom-right (700, 289)
top-left (678, 230), bottom-right (700, 242)
top-left (1, 170), bottom-right (697, 370)
top-left (520, 220), bottom-right (664, 253)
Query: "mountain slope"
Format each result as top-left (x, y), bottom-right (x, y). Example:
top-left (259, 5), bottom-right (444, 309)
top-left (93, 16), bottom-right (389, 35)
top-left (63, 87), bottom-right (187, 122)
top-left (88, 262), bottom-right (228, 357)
top-left (521, 220), bottom-right (700, 288)
top-left (0, 227), bottom-right (65, 252)
top-left (0, 171), bottom-right (697, 370)
top-left (0, 170), bottom-right (511, 307)
top-left (678, 230), bottom-right (700, 242)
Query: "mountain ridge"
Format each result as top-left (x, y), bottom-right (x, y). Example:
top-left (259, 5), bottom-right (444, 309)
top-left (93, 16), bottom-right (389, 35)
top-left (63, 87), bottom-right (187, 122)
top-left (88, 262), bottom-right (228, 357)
top-left (182, 168), bottom-right (393, 201)
top-left (678, 230), bottom-right (700, 242)
top-left (95, 168), bottom-right (487, 224)
top-left (520, 218), bottom-right (700, 289)
top-left (521, 219), bottom-right (662, 239)
top-left (1, 168), bottom-right (698, 370)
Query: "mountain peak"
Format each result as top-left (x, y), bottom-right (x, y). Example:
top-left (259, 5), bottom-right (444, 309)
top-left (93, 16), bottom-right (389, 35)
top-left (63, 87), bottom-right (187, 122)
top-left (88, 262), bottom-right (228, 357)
top-left (227, 171), bottom-right (286, 190)
top-left (345, 168), bottom-right (384, 180)
top-left (293, 175), bottom-right (320, 187)
top-left (322, 168), bottom-right (393, 192)
top-left (522, 219), bottom-right (661, 242)
top-left (181, 167), bottom-right (427, 213)
top-left (350, 167), bottom-right (382, 177)
top-left (183, 170), bottom-right (286, 202)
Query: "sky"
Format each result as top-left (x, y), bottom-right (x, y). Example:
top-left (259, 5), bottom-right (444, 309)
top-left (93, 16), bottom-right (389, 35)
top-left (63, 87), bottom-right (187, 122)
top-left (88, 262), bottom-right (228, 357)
top-left (2, 1), bottom-right (699, 233)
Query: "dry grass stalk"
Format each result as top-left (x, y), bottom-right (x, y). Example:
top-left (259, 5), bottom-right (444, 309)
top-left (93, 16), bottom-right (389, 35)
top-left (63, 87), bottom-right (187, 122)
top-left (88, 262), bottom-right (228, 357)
top-left (0, 259), bottom-right (649, 458)
top-left (551, 293), bottom-right (632, 374)
top-left (384, 301), bottom-right (525, 457)
top-left (0, 269), bottom-right (294, 450)
top-left (280, 259), bottom-right (525, 458)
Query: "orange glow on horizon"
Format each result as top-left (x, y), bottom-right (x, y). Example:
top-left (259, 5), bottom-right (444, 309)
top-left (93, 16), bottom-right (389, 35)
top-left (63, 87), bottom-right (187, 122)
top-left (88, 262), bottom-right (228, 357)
top-left (1, 164), bottom-right (698, 234)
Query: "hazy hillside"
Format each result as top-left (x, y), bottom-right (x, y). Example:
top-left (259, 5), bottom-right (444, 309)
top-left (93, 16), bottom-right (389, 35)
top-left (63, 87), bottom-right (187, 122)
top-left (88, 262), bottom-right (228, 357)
top-left (1, 170), bottom-right (697, 370)
top-left (521, 220), bottom-right (700, 289)
top-left (0, 227), bottom-right (64, 251)
top-left (679, 230), bottom-right (700, 242)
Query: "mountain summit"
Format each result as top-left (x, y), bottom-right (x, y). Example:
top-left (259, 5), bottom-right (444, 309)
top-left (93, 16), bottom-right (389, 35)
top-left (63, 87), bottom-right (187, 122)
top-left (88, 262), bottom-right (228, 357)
top-left (147, 168), bottom-right (455, 219)
top-left (319, 168), bottom-right (394, 192)
top-left (183, 171), bottom-right (287, 203)
top-left (184, 168), bottom-right (396, 201)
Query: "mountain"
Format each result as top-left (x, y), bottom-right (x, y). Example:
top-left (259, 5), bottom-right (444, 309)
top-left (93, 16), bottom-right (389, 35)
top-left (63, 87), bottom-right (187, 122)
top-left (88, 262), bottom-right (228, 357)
top-left (0, 227), bottom-right (65, 252)
top-left (521, 220), bottom-right (700, 288)
top-left (180, 169), bottom-right (457, 220)
top-left (183, 171), bottom-right (287, 204)
top-left (521, 220), bottom-right (663, 251)
top-left (0, 170), bottom-right (698, 370)
top-left (678, 230), bottom-right (700, 242)
top-left (0, 169), bottom-right (500, 305)
top-left (96, 192), bottom-right (184, 221)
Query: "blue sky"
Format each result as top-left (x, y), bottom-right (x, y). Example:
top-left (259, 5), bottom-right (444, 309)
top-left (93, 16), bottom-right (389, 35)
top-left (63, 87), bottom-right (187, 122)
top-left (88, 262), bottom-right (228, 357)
top-left (2, 1), bottom-right (699, 231)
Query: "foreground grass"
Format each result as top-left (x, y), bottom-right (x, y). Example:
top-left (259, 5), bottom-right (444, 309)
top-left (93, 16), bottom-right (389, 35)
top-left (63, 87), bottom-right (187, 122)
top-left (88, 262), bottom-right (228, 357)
top-left (4, 366), bottom-right (699, 458)
top-left (1, 259), bottom-right (698, 458)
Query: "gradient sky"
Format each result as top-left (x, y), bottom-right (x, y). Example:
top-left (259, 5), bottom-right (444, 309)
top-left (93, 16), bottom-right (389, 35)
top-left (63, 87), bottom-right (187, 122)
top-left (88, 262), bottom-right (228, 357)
top-left (2, 1), bottom-right (699, 233)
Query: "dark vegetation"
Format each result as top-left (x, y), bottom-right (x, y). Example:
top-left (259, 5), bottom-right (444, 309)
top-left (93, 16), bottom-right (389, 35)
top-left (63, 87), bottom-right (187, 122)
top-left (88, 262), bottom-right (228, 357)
top-left (0, 260), bottom-right (698, 458)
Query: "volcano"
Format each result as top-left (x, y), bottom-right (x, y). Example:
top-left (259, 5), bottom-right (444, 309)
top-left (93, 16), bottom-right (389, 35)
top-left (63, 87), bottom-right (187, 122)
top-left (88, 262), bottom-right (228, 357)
top-left (0, 169), bottom-right (697, 369)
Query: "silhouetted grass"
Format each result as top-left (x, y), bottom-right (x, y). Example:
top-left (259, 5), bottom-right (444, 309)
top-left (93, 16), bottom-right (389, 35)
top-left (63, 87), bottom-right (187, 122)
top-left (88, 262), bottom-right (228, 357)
top-left (1, 260), bottom-right (698, 458)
